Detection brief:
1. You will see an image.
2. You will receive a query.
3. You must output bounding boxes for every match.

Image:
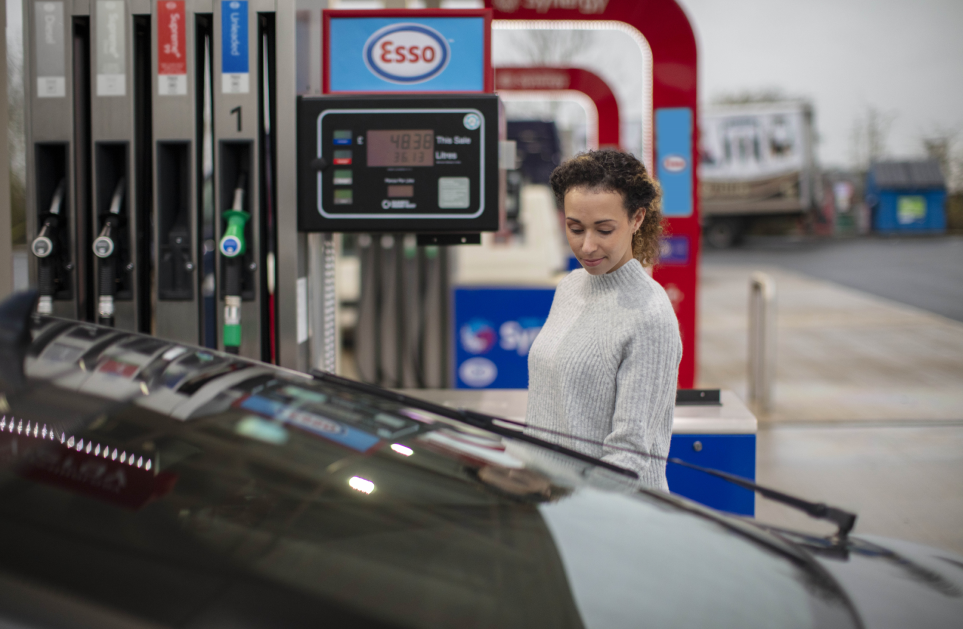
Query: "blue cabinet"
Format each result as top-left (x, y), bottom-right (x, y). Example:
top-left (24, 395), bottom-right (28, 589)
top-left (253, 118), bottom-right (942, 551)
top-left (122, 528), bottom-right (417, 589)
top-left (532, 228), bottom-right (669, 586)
top-left (667, 434), bottom-right (756, 516)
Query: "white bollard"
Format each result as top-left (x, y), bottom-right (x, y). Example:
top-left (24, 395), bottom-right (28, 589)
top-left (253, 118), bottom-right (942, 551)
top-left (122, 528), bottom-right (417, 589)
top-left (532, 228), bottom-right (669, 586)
top-left (748, 273), bottom-right (776, 414)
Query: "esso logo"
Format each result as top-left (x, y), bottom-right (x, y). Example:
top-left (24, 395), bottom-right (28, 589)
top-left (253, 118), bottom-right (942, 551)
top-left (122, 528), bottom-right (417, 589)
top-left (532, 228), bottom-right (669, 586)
top-left (662, 155), bottom-right (687, 173)
top-left (459, 357), bottom-right (498, 388)
top-left (363, 23), bottom-right (450, 84)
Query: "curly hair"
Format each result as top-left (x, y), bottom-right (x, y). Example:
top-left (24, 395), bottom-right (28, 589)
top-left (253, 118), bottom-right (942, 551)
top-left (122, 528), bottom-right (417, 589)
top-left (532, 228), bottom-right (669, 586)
top-left (549, 149), bottom-right (664, 266)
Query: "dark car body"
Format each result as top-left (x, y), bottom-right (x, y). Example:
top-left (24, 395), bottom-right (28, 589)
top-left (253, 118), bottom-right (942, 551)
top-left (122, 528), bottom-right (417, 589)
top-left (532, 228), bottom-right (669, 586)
top-left (0, 312), bottom-right (961, 628)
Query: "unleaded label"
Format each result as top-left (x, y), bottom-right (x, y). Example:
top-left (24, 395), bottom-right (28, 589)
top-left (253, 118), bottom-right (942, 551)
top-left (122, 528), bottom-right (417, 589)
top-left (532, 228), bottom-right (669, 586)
top-left (221, 1), bottom-right (249, 94)
top-left (96, 1), bottom-right (126, 96)
top-left (35, 2), bottom-right (66, 98)
top-left (157, 0), bottom-right (187, 95)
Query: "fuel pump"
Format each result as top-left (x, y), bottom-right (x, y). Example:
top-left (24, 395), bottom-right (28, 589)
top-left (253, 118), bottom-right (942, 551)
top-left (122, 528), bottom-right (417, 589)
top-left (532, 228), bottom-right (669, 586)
top-left (30, 180), bottom-right (67, 316)
top-left (219, 172), bottom-right (250, 354)
top-left (91, 179), bottom-right (126, 326)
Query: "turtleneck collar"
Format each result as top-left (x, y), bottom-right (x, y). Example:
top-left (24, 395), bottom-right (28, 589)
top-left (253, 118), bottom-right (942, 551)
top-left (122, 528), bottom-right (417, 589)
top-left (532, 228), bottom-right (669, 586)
top-left (586, 258), bottom-right (647, 293)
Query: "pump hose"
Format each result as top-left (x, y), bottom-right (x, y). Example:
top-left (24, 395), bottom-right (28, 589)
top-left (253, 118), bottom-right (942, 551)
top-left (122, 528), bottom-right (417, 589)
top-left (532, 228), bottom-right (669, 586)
top-left (97, 257), bottom-right (116, 327)
top-left (36, 261), bottom-right (54, 315)
top-left (223, 261), bottom-right (242, 354)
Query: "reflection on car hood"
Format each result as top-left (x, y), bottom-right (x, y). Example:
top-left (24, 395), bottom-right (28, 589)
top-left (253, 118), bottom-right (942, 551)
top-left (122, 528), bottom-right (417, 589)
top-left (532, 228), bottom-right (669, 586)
top-left (766, 528), bottom-right (963, 629)
top-left (0, 316), bottom-right (957, 628)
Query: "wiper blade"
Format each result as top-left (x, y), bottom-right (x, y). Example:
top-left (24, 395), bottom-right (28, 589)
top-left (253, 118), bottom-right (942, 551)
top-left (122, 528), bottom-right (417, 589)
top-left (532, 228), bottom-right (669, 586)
top-left (308, 370), bottom-right (638, 480)
top-left (488, 414), bottom-right (858, 543)
top-left (664, 455), bottom-right (856, 541)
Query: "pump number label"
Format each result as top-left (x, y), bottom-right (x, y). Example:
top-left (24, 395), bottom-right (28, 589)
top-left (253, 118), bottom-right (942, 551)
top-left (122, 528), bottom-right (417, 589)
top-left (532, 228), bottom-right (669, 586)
top-left (34, 2), bottom-right (66, 98)
top-left (96, 1), bottom-right (126, 96)
top-left (220, 1), bottom-right (250, 94)
top-left (157, 1), bottom-right (187, 95)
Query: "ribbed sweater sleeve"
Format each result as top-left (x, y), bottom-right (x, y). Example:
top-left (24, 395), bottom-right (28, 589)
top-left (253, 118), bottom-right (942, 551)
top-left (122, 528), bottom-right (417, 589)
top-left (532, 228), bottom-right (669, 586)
top-left (602, 299), bottom-right (682, 487)
top-left (526, 259), bottom-right (682, 490)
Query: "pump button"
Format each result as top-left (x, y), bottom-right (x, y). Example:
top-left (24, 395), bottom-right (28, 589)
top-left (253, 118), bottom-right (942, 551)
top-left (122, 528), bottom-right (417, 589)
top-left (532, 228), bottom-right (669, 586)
top-left (31, 236), bottom-right (53, 258)
top-left (92, 236), bottom-right (115, 259)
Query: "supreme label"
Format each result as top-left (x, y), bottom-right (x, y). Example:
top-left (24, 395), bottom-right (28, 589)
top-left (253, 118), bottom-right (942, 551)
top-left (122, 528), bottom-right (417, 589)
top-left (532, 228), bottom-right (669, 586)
top-left (157, 0), bottom-right (187, 95)
top-left (96, 1), bottom-right (126, 96)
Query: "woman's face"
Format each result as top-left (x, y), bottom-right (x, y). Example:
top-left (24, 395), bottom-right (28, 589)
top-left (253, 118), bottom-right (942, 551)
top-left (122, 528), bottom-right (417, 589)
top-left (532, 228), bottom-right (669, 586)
top-left (563, 187), bottom-right (644, 276)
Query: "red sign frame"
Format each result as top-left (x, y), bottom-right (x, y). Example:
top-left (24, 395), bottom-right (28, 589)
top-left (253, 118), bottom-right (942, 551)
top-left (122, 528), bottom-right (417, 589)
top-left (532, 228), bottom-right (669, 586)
top-left (486, 0), bottom-right (701, 388)
top-left (495, 66), bottom-right (621, 148)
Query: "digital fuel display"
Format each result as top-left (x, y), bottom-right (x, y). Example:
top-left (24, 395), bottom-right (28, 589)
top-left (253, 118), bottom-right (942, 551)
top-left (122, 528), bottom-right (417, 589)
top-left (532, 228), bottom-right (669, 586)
top-left (298, 94), bottom-right (500, 233)
top-left (367, 130), bottom-right (434, 167)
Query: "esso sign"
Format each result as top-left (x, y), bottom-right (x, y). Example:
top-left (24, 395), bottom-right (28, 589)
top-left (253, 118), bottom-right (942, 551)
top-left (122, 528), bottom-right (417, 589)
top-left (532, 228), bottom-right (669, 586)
top-left (363, 23), bottom-right (450, 84)
top-left (662, 155), bottom-right (687, 172)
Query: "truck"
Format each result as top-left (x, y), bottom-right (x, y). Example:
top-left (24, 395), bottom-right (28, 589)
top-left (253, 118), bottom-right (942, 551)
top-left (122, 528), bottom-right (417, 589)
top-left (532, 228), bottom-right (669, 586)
top-left (699, 101), bottom-right (819, 247)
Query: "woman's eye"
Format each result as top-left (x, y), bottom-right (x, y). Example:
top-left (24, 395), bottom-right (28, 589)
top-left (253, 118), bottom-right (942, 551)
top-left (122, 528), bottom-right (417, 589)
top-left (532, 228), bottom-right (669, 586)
top-left (569, 227), bottom-right (583, 234)
top-left (599, 230), bottom-right (613, 235)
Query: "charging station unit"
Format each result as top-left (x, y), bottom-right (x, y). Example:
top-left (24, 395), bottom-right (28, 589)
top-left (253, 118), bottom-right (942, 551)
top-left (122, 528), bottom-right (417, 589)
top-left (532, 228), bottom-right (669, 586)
top-left (89, 0), bottom-right (151, 332)
top-left (25, 1), bottom-right (90, 321)
top-left (151, 0), bottom-right (207, 346)
top-left (212, 0), bottom-right (268, 360)
top-left (22, 0), bottom-right (303, 369)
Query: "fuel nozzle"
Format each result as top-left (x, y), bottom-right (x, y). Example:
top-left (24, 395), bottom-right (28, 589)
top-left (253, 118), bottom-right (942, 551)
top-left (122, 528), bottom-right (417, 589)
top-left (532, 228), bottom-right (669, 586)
top-left (220, 172), bottom-right (249, 354)
top-left (93, 179), bottom-right (126, 326)
top-left (31, 179), bottom-right (66, 315)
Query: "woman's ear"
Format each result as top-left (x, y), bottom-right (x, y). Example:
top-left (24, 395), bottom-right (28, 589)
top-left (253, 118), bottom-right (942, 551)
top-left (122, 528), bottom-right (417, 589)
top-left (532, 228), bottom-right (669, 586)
top-left (634, 209), bottom-right (646, 232)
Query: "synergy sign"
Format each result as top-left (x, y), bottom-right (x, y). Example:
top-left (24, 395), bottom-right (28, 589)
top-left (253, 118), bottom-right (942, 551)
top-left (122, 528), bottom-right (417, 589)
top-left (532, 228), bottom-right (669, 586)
top-left (453, 287), bottom-right (554, 389)
top-left (323, 9), bottom-right (492, 93)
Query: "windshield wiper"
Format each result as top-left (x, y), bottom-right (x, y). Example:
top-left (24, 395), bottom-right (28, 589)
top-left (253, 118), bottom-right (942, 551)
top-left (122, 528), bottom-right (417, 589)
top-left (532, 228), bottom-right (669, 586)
top-left (309, 370), bottom-right (857, 544)
top-left (483, 414), bottom-right (857, 544)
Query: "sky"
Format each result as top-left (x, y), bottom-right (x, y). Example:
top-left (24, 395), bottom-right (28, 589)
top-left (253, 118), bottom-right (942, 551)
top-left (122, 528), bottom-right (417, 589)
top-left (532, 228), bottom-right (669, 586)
top-left (681, 0), bottom-right (963, 168)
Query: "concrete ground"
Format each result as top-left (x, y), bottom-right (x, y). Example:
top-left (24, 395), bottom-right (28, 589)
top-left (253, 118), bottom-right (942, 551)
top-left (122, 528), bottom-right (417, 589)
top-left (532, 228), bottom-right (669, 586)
top-left (697, 264), bottom-right (963, 422)
top-left (697, 239), bottom-right (963, 555)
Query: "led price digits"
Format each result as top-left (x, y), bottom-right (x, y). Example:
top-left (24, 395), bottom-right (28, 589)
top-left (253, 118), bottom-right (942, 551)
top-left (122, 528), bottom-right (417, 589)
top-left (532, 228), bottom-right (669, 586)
top-left (367, 130), bottom-right (435, 167)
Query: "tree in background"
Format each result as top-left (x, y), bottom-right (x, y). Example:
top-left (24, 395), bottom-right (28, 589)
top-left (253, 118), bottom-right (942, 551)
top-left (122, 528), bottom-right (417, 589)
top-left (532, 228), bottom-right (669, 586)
top-left (850, 106), bottom-right (895, 173)
top-left (922, 132), bottom-right (963, 194)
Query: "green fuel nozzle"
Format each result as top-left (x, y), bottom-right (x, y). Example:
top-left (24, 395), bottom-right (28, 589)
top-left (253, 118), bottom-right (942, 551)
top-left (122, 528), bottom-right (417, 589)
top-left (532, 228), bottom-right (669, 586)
top-left (221, 172), bottom-right (248, 353)
top-left (219, 172), bottom-right (249, 259)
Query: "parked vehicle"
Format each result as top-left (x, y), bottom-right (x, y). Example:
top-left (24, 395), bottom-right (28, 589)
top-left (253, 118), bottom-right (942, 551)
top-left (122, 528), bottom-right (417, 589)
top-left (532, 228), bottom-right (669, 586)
top-left (0, 291), bottom-right (961, 628)
top-left (699, 101), bottom-right (819, 247)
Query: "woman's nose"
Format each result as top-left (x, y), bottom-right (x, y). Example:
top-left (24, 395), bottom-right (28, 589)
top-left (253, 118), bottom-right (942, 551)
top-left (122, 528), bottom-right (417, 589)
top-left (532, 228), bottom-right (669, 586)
top-left (582, 233), bottom-right (597, 254)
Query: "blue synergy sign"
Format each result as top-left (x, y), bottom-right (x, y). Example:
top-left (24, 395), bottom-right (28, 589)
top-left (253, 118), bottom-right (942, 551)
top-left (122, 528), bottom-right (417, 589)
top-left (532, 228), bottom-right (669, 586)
top-left (328, 17), bottom-right (486, 92)
top-left (454, 287), bottom-right (555, 389)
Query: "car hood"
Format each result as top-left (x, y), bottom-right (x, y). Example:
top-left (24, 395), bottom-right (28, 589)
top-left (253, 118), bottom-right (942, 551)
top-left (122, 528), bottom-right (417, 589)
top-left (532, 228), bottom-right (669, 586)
top-left (772, 529), bottom-right (963, 629)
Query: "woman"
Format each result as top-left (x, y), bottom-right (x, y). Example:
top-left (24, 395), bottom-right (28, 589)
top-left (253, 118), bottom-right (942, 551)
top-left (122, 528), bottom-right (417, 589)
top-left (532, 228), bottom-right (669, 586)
top-left (526, 150), bottom-right (682, 490)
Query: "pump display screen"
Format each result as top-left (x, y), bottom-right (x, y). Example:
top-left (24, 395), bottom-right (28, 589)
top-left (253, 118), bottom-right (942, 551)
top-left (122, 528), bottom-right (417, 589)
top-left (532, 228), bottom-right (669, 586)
top-left (367, 130), bottom-right (435, 167)
top-left (298, 94), bottom-right (500, 233)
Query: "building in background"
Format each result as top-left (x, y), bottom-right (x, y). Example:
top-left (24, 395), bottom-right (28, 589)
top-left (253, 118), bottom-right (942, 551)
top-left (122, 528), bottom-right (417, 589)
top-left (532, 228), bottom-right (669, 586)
top-left (866, 161), bottom-right (947, 234)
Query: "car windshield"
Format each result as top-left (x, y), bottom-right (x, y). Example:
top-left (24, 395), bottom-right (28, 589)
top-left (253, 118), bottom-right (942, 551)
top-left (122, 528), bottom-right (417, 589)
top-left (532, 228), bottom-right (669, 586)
top-left (0, 321), bottom-right (860, 629)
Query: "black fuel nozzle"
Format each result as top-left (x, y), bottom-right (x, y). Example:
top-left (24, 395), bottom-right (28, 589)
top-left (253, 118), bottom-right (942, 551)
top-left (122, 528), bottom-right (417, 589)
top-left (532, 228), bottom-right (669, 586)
top-left (93, 179), bottom-right (126, 326)
top-left (31, 179), bottom-right (66, 315)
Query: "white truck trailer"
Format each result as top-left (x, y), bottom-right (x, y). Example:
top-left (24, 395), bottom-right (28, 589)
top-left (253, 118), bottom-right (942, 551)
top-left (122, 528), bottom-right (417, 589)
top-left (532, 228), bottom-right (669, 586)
top-left (699, 101), bottom-right (819, 247)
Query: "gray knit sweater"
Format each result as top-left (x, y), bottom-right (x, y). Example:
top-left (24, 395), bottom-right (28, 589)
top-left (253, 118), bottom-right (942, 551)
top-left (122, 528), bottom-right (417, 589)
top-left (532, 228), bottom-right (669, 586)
top-left (525, 258), bottom-right (683, 490)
